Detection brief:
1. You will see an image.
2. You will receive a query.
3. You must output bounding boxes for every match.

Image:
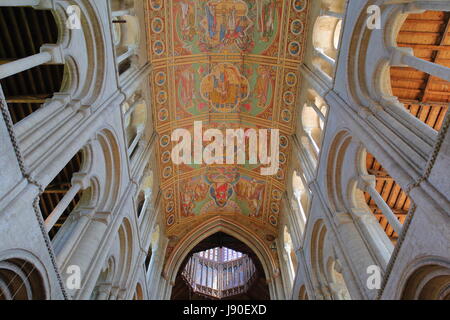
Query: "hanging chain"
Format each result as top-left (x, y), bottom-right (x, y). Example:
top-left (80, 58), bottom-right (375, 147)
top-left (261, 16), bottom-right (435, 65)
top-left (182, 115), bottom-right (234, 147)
top-left (0, 92), bottom-right (69, 300)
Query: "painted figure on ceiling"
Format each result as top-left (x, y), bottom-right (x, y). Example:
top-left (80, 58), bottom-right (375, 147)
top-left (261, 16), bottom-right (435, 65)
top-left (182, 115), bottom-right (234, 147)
top-left (180, 180), bottom-right (208, 217)
top-left (205, 2), bottom-right (217, 39)
top-left (200, 0), bottom-right (253, 52)
top-left (236, 178), bottom-right (265, 217)
top-left (180, 1), bottom-right (197, 41)
top-left (258, 0), bottom-right (276, 42)
top-left (254, 66), bottom-right (272, 108)
top-left (204, 167), bottom-right (240, 208)
top-left (200, 63), bottom-right (249, 112)
top-left (179, 67), bottom-right (196, 109)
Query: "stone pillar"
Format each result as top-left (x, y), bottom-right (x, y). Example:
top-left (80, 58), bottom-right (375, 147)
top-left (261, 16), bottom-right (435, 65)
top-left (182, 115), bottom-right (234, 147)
top-left (391, 47), bottom-right (450, 82)
top-left (314, 48), bottom-right (336, 67)
top-left (0, 45), bottom-right (63, 79)
top-left (359, 176), bottom-right (403, 235)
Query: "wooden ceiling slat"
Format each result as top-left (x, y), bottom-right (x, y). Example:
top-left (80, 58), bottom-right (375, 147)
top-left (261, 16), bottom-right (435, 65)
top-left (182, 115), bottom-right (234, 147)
top-left (398, 44), bottom-right (450, 51)
top-left (434, 106), bottom-right (449, 130)
top-left (366, 151), bottom-right (410, 242)
top-left (421, 14), bottom-right (450, 102)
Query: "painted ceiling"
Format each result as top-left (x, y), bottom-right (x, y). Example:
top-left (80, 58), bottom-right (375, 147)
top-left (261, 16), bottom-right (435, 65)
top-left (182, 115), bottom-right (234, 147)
top-left (145, 0), bottom-right (309, 258)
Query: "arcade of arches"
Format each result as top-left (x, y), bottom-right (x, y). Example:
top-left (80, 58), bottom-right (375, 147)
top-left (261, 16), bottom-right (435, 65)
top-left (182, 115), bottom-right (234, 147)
top-left (0, 0), bottom-right (448, 300)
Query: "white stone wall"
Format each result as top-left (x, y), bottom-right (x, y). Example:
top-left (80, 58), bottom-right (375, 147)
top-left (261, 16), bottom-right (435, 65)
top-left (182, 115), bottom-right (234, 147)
top-left (0, 0), bottom-right (448, 300)
top-left (0, 0), bottom-right (166, 300)
top-left (287, 0), bottom-right (450, 301)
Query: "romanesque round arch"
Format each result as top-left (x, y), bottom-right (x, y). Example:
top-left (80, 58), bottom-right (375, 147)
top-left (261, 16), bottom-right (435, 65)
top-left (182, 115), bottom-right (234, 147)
top-left (396, 256), bottom-right (450, 300)
top-left (0, 249), bottom-right (50, 300)
top-left (48, 1), bottom-right (108, 105)
top-left (115, 217), bottom-right (135, 288)
top-left (95, 127), bottom-right (123, 212)
top-left (325, 129), bottom-right (355, 212)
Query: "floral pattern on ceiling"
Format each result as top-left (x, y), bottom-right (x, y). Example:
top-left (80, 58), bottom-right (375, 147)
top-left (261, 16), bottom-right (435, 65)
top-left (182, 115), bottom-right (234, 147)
top-left (145, 0), bottom-right (309, 249)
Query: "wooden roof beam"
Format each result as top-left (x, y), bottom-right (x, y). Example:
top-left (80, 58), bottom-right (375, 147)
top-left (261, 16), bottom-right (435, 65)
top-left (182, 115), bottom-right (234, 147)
top-left (422, 14), bottom-right (450, 102)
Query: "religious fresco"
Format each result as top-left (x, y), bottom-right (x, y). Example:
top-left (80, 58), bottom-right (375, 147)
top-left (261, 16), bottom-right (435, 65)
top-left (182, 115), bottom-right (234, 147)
top-left (200, 63), bottom-right (249, 112)
top-left (174, 62), bottom-right (276, 117)
top-left (178, 167), bottom-right (266, 217)
top-left (145, 0), bottom-right (309, 249)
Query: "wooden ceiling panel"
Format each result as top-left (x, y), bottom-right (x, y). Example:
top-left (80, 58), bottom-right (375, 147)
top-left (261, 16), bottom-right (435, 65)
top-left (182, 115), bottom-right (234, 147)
top-left (391, 10), bottom-right (450, 128)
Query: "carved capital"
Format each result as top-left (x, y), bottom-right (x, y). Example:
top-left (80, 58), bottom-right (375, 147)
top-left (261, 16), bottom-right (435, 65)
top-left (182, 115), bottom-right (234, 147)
top-left (40, 44), bottom-right (65, 64)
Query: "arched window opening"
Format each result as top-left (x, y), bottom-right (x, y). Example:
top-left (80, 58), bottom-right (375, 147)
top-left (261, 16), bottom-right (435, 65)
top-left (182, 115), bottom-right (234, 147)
top-left (310, 220), bottom-right (352, 300)
top-left (333, 20), bottom-right (343, 50)
top-left (298, 285), bottom-right (309, 300)
top-left (39, 150), bottom-right (89, 240)
top-left (182, 247), bottom-right (256, 300)
top-left (91, 257), bottom-right (115, 300)
top-left (136, 191), bottom-right (145, 218)
top-left (292, 170), bottom-right (310, 223)
top-left (283, 226), bottom-right (297, 280)
top-left (146, 225), bottom-right (160, 275)
top-left (122, 93), bottom-right (146, 158)
top-left (172, 233), bottom-right (270, 300)
top-left (0, 258), bottom-right (46, 300)
top-left (310, 0), bottom-right (346, 81)
top-left (390, 11), bottom-right (449, 130)
top-left (326, 258), bottom-right (351, 300)
top-left (362, 151), bottom-right (410, 245)
top-left (133, 283), bottom-right (144, 300)
top-left (111, 0), bottom-right (140, 77)
top-left (302, 95), bottom-right (328, 153)
top-left (136, 171), bottom-right (153, 219)
top-left (401, 264), bottom-right (450, 300)
top-left (92, 219), bottom-right (133, 300)
top-left (144, 247), bottom-right (152, 271)
top-left (0, 7), bottom-right (64, 124)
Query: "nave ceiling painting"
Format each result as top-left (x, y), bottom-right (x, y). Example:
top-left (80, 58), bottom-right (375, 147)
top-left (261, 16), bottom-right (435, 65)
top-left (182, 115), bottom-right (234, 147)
top-left (145, 0), bottom-right (309, 260)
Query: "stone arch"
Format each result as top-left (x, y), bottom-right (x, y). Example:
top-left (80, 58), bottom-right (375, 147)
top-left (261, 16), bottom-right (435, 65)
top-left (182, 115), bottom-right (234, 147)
top-left (347, 1), bottom-right (448, 159)
top-left (283, 226), bottom-right (297, 279)
top-left (385, 9), bottom-right (450, 133)
top-left (298, 285), bottom-right (309, 300)
top-left (91, 256), bottom-right (116, 299)
top-left (309, 219), bottom-right (351, 300)
top-left (0, 249), bottom-right (50, 300)
top-left (115, 218), bottom-right (135, 288)
top-left (63, 1), bottom-right (109, 105)
top-left (310, 219), bottom-right (328, 294)
top-left (292, 169), bottom-right (310, 220)
top-left (41, 1), bottom-right (109, 105)
top-left (325, 130), bottom-right (354, 212)
top-left (164, 217), bottom-right (283, 299)
top-left (133, 282), bottom-right (144, 300)
top-left (312, 15), bottom-right (341, 57)
top-left (309, 0), bottom-right (346, 79)
top-left (397, 256), bottom-right (450, 300)
top-left (95, 128), bottom-right (122, 212)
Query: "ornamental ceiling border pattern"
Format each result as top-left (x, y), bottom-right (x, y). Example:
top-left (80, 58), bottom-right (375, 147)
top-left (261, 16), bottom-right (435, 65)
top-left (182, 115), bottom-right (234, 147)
top-left (144, 0), bottom-right (310, 255)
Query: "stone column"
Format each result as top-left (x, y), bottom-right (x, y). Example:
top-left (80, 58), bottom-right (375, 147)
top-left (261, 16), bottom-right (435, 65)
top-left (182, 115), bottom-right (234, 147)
top-left (314, 48), bottom-right (336, 68)
top-left (359, 176), bottom-right (403, 235)
top-left (391, 47), bottom-right (450, 82)
top-left (0, 45), bottom-right (63, 79)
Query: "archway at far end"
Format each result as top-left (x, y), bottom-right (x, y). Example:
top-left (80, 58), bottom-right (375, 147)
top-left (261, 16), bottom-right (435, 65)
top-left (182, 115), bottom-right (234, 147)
top-left (170, 232), bottom-right (270, 300)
